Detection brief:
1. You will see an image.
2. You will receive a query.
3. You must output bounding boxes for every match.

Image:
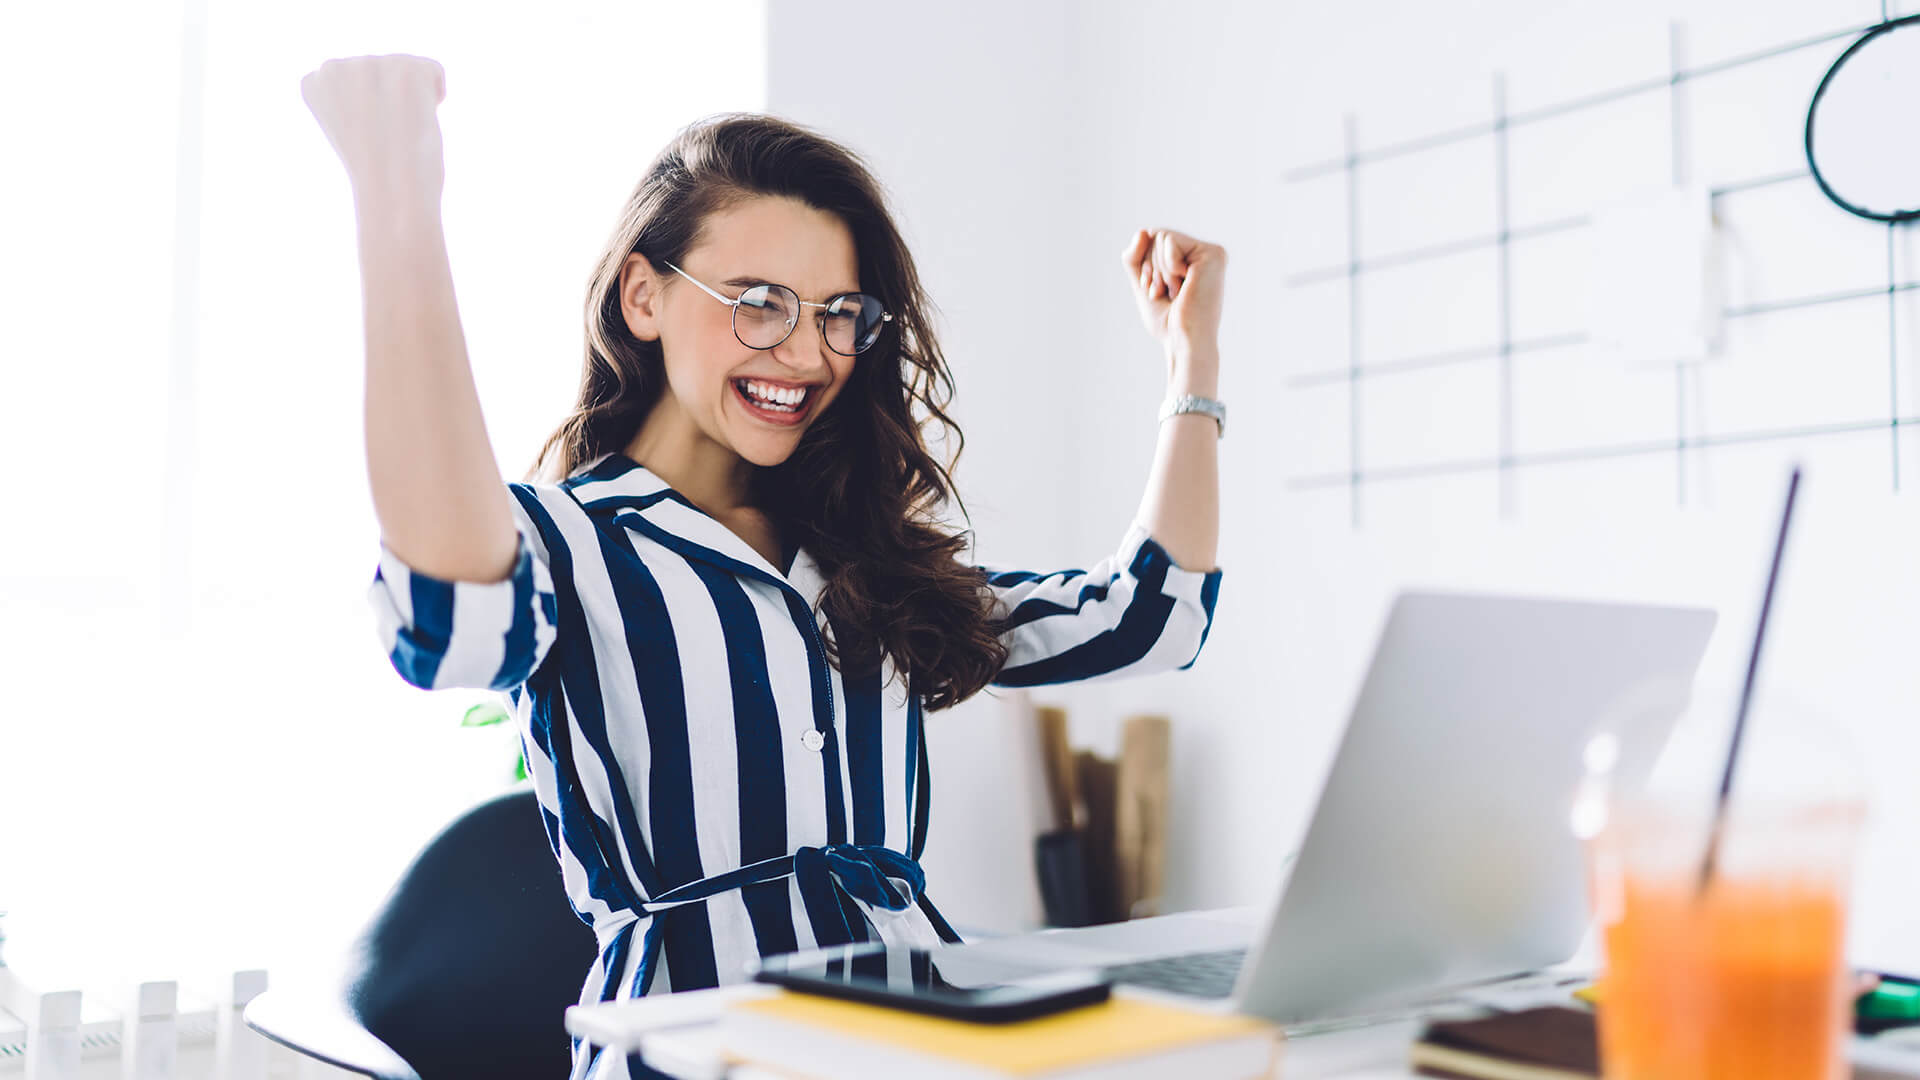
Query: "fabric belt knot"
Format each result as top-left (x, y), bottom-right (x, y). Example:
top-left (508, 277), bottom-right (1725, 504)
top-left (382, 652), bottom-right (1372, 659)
top-left (796, 842), bottom-right (925, 912)
top-left (593, 842), bottom-right (956, 1003)
top-left (791, 843), bottom-right (927, 952)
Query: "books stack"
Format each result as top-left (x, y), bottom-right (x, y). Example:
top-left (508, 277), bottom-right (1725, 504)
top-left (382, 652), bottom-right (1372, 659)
top-left (713, 989), bottom-right (1283, 1079)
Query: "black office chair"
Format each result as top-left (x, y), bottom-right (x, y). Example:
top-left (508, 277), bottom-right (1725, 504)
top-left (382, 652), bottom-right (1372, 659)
top-left (245, 787), bottom-right (598, 1080)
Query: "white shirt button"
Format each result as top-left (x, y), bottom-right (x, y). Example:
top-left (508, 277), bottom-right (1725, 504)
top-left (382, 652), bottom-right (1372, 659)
top-left (801, 729), bottom-right (825, 752)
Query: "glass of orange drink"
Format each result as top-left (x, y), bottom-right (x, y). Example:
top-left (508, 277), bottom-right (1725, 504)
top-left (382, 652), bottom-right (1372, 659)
top-left (1577, 684), bottom-right (1866, 1080)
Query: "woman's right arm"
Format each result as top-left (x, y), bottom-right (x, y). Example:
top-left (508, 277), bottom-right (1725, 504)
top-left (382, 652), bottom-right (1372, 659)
top-left (307, 56), bottom-right (558, 692)
top-left (304, 54), bottom-right (518, 584)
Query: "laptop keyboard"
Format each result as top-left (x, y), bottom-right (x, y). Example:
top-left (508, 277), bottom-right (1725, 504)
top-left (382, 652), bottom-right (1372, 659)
top-left (1102, 947), bottom-right (1248, 999)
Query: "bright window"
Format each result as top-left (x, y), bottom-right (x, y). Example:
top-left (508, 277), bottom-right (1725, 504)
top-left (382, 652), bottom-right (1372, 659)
top-left (0, 0), bottom-right (767, 990)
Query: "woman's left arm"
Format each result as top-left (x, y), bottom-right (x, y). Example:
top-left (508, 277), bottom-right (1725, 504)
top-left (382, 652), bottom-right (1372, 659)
top-left (1124, 227), bottom-right (1227, 573)
top-left (970, 228), bottom-right (1228, 689)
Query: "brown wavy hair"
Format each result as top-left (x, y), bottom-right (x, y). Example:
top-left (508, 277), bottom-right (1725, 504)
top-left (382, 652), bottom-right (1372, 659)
top-left (527, 112), bottom-right (1007, 711)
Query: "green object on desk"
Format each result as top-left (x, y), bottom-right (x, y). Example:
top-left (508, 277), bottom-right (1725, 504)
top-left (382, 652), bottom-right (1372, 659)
top-left (1860, 976), bottom-right (1920, 1026)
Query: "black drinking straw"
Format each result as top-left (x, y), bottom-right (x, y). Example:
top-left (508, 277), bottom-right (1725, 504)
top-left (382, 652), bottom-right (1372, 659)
top-left (1696, 465), bottom-right (1802, 897)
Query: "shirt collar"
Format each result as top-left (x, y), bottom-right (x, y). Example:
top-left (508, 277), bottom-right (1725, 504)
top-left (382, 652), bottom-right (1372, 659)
top-left (562, 451), bottom-right (814, 590)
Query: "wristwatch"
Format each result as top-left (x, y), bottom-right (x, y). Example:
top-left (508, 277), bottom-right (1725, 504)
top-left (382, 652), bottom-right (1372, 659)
top-left (1159, 393), bottom-right (1226, 438)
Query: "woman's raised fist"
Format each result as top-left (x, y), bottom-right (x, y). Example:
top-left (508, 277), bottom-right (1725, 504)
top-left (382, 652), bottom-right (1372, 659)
top-left (300, 54), bottom-right (448, 202)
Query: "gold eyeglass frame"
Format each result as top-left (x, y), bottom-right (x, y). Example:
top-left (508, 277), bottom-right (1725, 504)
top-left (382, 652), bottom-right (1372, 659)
top-left (662, 259), bottom-right (893, 356)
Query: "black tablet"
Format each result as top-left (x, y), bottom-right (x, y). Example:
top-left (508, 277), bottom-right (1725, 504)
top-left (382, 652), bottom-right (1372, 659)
top-left (752, 942), bottom-right (1110, 1023)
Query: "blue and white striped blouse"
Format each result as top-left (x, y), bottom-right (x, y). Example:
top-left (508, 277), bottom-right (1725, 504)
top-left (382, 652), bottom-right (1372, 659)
top-left (367, 450), bottom-right (1222, 1080)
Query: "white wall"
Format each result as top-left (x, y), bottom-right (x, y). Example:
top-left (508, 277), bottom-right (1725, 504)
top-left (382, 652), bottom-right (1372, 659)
top-left (766, 1), bottom-right (1098, 934)
top-left (768, 0), bottom-right (1311, 934)
top-left (772, 0), bottom-right (1920, 974)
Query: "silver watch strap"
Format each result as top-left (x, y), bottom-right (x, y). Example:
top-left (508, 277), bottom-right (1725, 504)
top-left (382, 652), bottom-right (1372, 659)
top-left (1159, 393), bottom-right (1226, 438)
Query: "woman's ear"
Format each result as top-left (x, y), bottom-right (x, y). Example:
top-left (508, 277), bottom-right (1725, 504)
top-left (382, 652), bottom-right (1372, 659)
top-left (620, 253), bottom-right (664, 342)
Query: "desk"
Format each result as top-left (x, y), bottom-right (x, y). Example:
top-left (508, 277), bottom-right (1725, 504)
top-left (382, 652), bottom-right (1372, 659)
top-left (566, 910), bottom-right (1920, 1080)
top-left (562, 904), bottom-right (1486, 1077)
top-left (567, 975), bottom-right (1920, 1080)
top-left (565, 905), bottom-right (1595, 1078)
top-left (567, 981), bottom-right (1433, 1079)
top-left (564, 955), bottom-right (1614, 1080)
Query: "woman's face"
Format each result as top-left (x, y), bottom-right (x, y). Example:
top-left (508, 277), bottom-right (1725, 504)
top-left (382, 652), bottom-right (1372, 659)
top-left (624, 195), bottom-right (863, 469)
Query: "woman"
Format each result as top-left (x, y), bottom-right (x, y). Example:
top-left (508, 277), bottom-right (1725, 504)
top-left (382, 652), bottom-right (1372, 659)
top-left (303, 54), bottom-right (1227, 1080)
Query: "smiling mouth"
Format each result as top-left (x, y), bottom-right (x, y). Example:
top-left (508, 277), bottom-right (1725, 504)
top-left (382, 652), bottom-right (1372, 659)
top-left (733, 378), bottom-right (817, 419)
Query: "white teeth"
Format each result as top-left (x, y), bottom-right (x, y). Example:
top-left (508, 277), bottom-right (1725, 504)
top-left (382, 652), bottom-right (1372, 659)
top-left (739, 379), bottom-right (808, 413)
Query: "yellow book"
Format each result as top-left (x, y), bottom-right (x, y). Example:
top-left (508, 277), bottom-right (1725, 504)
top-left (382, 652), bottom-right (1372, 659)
top-left (717, 990), bottom-right (1283, 1079)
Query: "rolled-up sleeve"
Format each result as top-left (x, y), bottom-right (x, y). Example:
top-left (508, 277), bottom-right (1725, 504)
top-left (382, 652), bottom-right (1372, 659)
top-left (983, 522), bottom-right (1222, 688)
top-left (367, 512), bottom-right (561, 693)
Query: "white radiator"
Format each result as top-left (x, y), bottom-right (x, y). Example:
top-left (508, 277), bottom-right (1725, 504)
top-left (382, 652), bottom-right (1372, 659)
top-left (0, 967), bottom-right (307, 1080)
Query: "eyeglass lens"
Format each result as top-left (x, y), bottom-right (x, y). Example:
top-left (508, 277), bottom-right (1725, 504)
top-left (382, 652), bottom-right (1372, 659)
top-left (734, 284), bottom-right (886, 355)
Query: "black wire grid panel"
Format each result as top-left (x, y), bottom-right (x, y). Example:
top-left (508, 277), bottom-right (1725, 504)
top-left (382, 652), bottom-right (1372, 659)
top-left (1285, 14), bottom-right (1917, 525)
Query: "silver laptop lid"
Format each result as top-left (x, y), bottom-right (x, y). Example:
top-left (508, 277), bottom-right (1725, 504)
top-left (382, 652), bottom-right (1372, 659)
top-left (1234, 590), bottom-right (1716, 1023)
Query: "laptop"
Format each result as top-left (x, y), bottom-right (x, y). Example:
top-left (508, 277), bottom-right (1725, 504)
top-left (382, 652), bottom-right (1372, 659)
top-left (934, 590), bottom-right (1718, 1025)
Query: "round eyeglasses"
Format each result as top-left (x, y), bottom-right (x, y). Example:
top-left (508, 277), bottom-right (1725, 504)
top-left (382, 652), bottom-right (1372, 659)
top-left (662, 259), bottom-right (892, 356)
